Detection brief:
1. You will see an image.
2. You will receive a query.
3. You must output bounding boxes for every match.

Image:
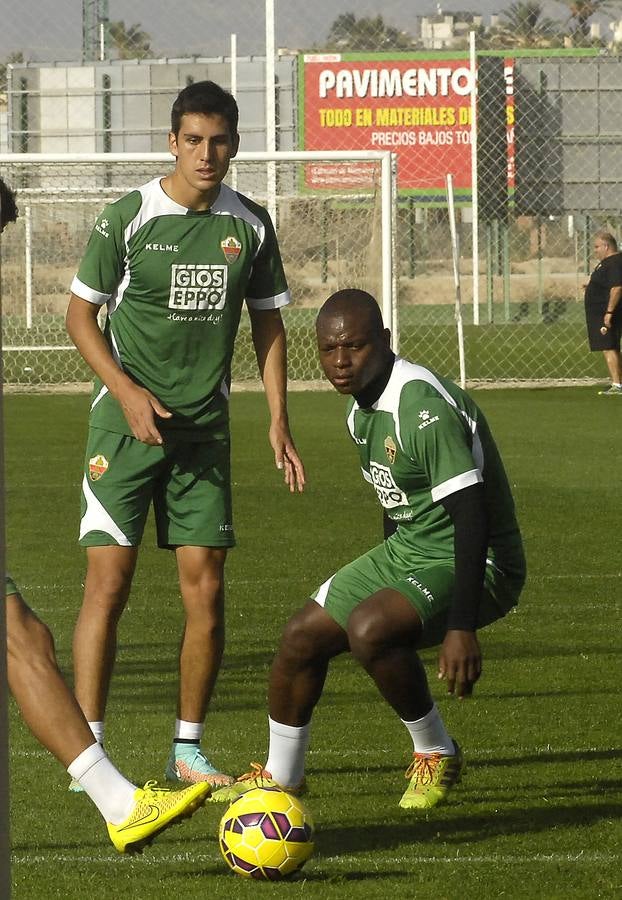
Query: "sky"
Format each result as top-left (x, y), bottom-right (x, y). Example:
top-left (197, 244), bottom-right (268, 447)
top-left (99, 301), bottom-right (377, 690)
top-left (0, 0), bottom-right (613, 62)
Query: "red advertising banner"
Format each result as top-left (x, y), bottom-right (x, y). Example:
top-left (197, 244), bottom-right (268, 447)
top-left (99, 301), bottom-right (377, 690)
top-left (300, 54), bottom-right (514, 202)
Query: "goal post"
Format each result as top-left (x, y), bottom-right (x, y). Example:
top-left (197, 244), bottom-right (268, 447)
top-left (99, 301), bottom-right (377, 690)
top-left (446, 174), bottom-right (467, 390)
top-left (0, 150), bottom-right (396, 391)
top-left (0, 220), bottom-right (10, 895)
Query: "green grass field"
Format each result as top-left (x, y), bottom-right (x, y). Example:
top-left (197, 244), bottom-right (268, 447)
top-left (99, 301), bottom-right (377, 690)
top-left (1, 303), bottom-right (605, 386)
top-left (5, 388), bottom-right (622, 899)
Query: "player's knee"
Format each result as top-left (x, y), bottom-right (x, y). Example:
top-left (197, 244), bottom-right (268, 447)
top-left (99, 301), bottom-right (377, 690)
top-left (181, 578), bottom-right (225, 631)
top-left (7, 610), bottom-right (56, 669)
top-left (277, 612), bottom-right (324, 666)
top-left (185, 607), bottom-right (225, 646)
top-left (179, 571), bottom-right (226, 623)
top-left (30, 617), bottom-right (57, 665)
top-left (278, 615), bottom-right (310, 662)
top-left (347, 606), bottom-right (388, 662)
top-left (85, 568), bottom-right (133, 610)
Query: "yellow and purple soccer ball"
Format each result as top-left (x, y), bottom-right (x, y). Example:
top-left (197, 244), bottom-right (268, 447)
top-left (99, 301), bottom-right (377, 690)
top-left (218, 786), bottom-right (314, 880)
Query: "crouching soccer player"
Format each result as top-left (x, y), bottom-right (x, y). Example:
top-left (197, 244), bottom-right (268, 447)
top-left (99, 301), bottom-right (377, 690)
top-left (5, 577), bottom-right (209, 852)
top-left (214, 288), bottom-right (526, 810)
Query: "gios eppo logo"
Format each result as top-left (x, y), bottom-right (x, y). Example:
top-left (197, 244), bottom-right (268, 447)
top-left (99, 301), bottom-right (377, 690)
top-left (168, 264), bottom-right (228, 311)
top-left (369, 461), bottom-right (408, 509)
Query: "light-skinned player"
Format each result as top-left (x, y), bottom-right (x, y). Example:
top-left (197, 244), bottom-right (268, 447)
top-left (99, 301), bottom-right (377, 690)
top-left (65, 80), bottom-right (305, 791)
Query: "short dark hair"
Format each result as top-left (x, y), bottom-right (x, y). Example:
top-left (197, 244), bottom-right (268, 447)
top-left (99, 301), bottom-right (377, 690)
top-left (0, 177), bottom-right (18, 230)
top-left (595, 230), bottom-right (618, 252)
top-left (170, 80), bottom-right (239, 137)
top-left (317, 289), bottom-right (385, 333)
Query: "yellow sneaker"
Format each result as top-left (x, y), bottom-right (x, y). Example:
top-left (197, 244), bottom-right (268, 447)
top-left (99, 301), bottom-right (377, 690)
top-left (210, 761), bottom-right (305, 804)
top-left (399, 742), bottom-right (464, 810)
top-left (107, 780), bottom-right (210, 854)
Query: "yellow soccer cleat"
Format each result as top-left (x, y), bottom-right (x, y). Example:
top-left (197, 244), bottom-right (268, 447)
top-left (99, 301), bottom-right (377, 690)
top-left (107, 780), bottom-right (210, 854)
top-left (399, 742), bottom-right (465, 810)
top-left (210, 762), bottom-right (306, 804)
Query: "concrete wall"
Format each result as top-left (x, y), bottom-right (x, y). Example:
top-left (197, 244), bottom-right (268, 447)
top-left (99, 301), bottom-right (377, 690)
top-left (7, 56), bottom-right (297, 155)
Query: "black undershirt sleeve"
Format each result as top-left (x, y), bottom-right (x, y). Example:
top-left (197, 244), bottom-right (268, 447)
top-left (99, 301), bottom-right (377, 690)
top-left (383, 512), bottom-right (398, 540)
top-left (439, 483), bottom-right (489, 631)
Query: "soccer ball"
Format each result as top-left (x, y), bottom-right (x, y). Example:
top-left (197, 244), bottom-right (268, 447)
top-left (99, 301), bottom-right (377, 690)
top-left (218, 786), bottom-right (314, 880)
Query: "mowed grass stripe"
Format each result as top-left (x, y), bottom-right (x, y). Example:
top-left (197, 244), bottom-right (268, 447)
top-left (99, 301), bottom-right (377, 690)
top-left (6, 388), bottom-right (622, 899)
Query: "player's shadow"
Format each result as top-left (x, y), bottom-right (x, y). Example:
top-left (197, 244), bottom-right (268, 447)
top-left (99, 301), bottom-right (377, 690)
top-left (313, 761), bottom-right (410, 779)
top-left (482, 685), bottom-right (617, 700)
top-left (96, 644), bottom-right (274, 713)
top-left (163, 865), bottom-right (410, 884)
top-left (468, 746), bottom-right (622, 768)
top-left (315, 797), bottom-right (622, 855)
top-left (314, 747), bottom-right (622, 779)
top-left (459, 641), bottom-right (622, 662)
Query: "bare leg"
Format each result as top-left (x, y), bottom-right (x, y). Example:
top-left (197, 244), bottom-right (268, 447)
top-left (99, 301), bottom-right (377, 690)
top-left (72, 545), bottom-right (138, 721)
top-left (268, 600), bottom-right (349, 726)
top-left (7, 592), bottom-right (97, 767)
top-left (347, 589), bottom-right (433, 721)
top-left (175, 546), bottom-right (227, 723)
top-left (7, 591), bottom-right (208, 840)
top-left (603, 348), bottom-right (622, 383)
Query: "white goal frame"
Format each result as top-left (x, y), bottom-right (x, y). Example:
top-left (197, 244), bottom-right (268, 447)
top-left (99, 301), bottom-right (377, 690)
top-left (0, 149), bottom-right (397, 357)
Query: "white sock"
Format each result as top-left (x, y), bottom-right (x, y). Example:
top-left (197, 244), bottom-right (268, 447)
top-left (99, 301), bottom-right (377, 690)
top-left (67, 742), bottom-right (137, 825)
top-left (401, 704), bottom-right (455, 755)
top-left (174, 719), bottom-right (204, 742)
top-left (265, 717), bottom-right (310, 788)
top-left (87, 720), bottom-right (105, 745)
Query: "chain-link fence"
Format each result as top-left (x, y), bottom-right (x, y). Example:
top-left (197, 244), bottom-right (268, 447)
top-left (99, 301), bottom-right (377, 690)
top-left (0, 153), bottom-right (388, 387)
top-left (2, 3), bottom-right (622, 387)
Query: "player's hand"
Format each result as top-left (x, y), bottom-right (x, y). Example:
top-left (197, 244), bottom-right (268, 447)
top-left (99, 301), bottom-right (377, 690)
top-left (118, 381), bottom-right (172, 445)
top-left (437, 629), bottom-right (482, 699)
top-left (269, 421), bottom-right (306, 493)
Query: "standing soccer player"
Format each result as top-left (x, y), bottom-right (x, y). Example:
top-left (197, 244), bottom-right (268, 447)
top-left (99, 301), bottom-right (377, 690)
top-left (65, 81), bottom-right (305, 790)
top-left (216, 289), bottom-right (526, 810)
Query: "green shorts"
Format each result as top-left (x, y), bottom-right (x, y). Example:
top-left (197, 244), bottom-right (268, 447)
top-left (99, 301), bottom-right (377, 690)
top-left (5, 575), bottom-right (18, 597)
top-left (311, 541), bottom-right (523, 649)
top-left (79, 427), bottom-right (235, 549)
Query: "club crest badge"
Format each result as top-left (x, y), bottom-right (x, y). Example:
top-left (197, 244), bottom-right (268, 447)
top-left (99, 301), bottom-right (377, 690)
top-left (88, 454), bottom-right (109, 481)
top-left (384, 435), bottom-right (396, 465)
top-left (221, 236), bottom-right (242, 265)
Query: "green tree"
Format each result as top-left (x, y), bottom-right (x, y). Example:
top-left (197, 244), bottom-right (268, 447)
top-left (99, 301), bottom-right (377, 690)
top-left (322, 13), bottom-right (415, 51)
top-left (108, 21), bottom-right (153, 59)
top-left (488, 1), bottom-right (562, 47)
top-left (564, 0), bottom-right (612, 40)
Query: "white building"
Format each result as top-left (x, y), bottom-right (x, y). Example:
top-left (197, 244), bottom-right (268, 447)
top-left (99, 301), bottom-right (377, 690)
top-left (419, 13), bottom-right (484, 49)
top-left (6, 56), bottom-right (297, 155)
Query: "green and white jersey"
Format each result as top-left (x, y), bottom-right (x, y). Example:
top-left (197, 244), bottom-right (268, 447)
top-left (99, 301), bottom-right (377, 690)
top-left (346, 357), bottom-right (524, 575)
top-left (71, 178), bottom-right (290, 439)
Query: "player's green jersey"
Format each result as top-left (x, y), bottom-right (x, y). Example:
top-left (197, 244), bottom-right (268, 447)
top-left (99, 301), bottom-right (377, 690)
top-left (71, 178), bottom-right (290, 439)
top-left (346, 357), bottom-right (525, 577)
